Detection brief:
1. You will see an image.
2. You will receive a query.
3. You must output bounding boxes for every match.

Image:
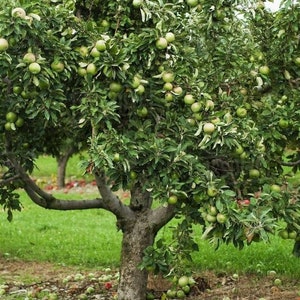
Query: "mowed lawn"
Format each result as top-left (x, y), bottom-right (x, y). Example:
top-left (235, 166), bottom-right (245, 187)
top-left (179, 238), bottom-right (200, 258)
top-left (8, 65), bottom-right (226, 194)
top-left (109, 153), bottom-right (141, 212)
top-left (0, 154), bottom-right (300, 279)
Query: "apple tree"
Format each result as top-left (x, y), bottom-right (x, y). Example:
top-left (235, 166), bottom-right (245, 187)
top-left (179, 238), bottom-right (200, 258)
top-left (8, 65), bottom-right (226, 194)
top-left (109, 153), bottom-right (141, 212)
top-left (0, 0), bottom-right (300, 299)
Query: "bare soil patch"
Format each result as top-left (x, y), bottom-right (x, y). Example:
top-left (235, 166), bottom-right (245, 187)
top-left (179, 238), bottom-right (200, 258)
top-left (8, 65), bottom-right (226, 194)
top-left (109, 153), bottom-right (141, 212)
top-left (0, 257), bottom-right (299, 299)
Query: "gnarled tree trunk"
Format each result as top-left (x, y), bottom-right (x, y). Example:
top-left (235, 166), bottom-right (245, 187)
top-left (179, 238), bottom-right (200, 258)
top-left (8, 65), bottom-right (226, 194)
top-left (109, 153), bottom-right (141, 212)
top-left (117, 212), bottom-right (156, 300)
top-left (10, 162), bottom-right (176, 300)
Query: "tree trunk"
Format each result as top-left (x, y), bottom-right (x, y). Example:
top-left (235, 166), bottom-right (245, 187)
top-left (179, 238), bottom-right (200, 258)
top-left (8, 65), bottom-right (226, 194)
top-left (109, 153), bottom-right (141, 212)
top-left (117, 211), bottom-right (156, 300)
top-left (56, 148), bottom-right (75, 188)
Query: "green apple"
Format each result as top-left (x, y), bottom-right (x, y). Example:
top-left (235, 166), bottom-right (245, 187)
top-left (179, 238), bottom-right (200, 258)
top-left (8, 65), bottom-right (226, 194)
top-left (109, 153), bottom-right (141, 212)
top-left (270, 184), bottom-right (281, 193)
top-left (77, 67), bottom-right (87, 76)
top-left (162, 72), bottom-right (175, 83)
top-left (165, 92), bottom-right (173, 102)
top-left (216, 213), bottom-right (227, 224)
top-left (279, 229), bottom-right (289, 239)
top-left (278, 118), bottom-right (289, 129)
top-left (132, 75), bottom-right (141, 88)
top-left (166, 289), bottom-right (177, 298)
top-left (130, 171), bottom-right (137, 180)
top-left (90, 47), bottom-right (101, 58)
top-left (168, 195), bottom-right (178, 205)
top-left (288, 231), bottom-right (297, 239)
top-left (13, 86), bottom-right (22, 95)
top-left (183, 94), bottom-right (195, 105)
top-left (15, 117), bottom-right (24, 127)
top-left (178, 275), bottom-right (189, 287)
top-left (273, 278), bottom-right (282, 286)
top-left (211, 117), bottom-right (220, 124)
top-left (186, 0), bottom-right (198, 7)
top-left (173, 86), bottom-right (183, 95)
top-left (86, 286), bottom-right (95, 294)
top-left (163, 82), bottom-right (173, 91)
top-left (236, 107), bottom-right (247, 118)
top-left (6, 112), bottom-right (17, 123)
top-left (209, 206), bottom-right (218, 216)
top-left (203, 122), bottom-right (215, 134)
top-left (267, 270), bottom-right (277, 277)
top-left (0, 38), bottom-right (9, 51)
top-left (186, 118), bottom-right (196, 126)
top-left (132, 0), bottom-right (143, 7)
top-left (207, 186), bottom-right (218, 197)
top-left (259, 65), bottom-right (270, 75)
top-left (28, 62), bottom-right (41, 74)
top-left (182, 285), bottom-right (190, 294)
top-left (165, 32), bottom-right (175, 43)
top-left (95, 40), bottom-right (106, 51)
top-left (191, 102), bottom-right (201, 113)
top-left (294, 57), bottom-right (300, 66)
top-left (156, 37), bottom-right (168, 50)
top-left (113, 153), bottom-right (120, 162)
top-left (23, 53), bottom-right (36, 63)
top-left (86, 63), bottom-right (97, 75)
top-left (4, 122), bottom-right (12, 131)
top-left (109, 82), bottom-right (122, 93)
top-left (249, 169), bottom-right (260, 178)
top-left (240, 88), bottom-right (248, 96)
top-left (205, 99), bottom-right (214, 110)
top-left (176, 290), bottom-right (185, 299)
top-left (235, 145), bottom-right (244, 155)
top-left (137, 107), bottom-right (148, 117)
top-left (78, 46), bottom-right (89, 57)
top-left (51, 60), bottom-right (64, 72)
top-left (136, 84), bottom-right (145, 95)
top-left (206, 214), bottom-right (217, 223)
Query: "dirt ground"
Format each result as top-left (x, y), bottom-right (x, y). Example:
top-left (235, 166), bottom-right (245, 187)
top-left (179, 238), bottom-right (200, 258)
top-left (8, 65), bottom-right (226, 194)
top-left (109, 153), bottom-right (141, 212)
top-left (0, 257), bottom-right (299, 300)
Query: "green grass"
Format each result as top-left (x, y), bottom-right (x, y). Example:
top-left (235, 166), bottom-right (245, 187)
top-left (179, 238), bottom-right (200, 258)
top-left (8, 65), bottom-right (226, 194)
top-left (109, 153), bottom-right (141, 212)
top-left (1, 191), bottom-right (300, 278)
top-left (1, 154), bottom-right (300, 279)
top-left (192, 234), bottom-right (299, 276)
top-left (32, 153), bottom-right (92, 181)
top-left (0, 191), bottom-right (122, 268)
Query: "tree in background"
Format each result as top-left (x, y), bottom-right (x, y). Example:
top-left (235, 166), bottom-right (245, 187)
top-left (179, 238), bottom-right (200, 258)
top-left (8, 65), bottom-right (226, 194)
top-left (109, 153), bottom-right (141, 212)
top-left (0, 0), bottom-right (299, 299)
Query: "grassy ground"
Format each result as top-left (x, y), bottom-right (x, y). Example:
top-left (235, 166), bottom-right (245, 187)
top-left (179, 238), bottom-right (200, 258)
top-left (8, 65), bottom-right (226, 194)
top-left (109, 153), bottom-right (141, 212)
top-left (1, 154), bottom-right (300, 279)
top-left (1, 190), bottom-right (299, 278)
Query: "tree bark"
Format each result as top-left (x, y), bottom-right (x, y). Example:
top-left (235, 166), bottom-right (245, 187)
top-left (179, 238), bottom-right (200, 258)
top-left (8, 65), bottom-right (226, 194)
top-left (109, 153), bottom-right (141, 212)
top-left (116, 205), bottom-right (176, 300)
top-left (56, 147), bottom-right (76, 188)
top-left (117, 211), bottom-right (156, 300)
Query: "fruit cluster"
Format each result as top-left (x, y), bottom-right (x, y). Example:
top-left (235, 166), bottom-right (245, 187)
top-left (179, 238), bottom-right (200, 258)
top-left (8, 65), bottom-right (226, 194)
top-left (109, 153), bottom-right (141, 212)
top-left (4, 111), bottom-right (24, 131)
top-left (166, 275), bottom-right (196, 299)
top-left (201, 205), bottom-right (227, 225)
top-left (278, 228), bottom-right (299, 240)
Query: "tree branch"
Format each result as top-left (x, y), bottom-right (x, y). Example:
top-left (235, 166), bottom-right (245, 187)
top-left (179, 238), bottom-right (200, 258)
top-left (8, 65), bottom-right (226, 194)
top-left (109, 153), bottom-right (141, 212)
top-left (23, 184), bottom-right (104, 210)
top-left (6, 153), bottom-right (131, 214)
top-left (149, 205), bottom-right (176, 233)
top-left (0, 175), bottom-right (21, 187)
top-left (280, 159), bottom-right (300, 167)
top-left (94, 169), bottom-right (134, 219)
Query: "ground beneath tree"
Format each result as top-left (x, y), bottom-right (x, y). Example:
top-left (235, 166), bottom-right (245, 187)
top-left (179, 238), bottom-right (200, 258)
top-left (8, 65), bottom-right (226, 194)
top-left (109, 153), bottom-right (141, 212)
top-left (0, 257), bottom-right (299, 300)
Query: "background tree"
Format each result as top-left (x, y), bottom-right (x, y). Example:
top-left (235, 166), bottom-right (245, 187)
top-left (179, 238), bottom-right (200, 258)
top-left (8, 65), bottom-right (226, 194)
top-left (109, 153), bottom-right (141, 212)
top-left (0, 0), bottom-right (299, 299)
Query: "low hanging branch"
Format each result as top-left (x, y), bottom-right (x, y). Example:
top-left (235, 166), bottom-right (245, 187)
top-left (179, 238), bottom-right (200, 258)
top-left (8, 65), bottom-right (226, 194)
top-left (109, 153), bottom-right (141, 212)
top-left (280, 159), bottom-right (300, 167)
top-left (0, 174), bottom-right (21, 187)
top-left (8, 153), bottom-right (130, 217)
